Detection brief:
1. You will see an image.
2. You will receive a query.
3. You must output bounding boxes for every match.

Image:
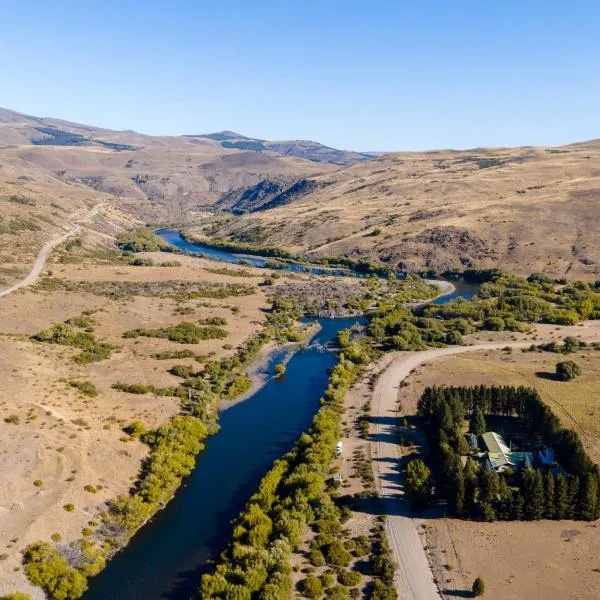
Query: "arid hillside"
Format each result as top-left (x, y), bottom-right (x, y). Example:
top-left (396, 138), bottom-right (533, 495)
top-left (207, 142), bottom-right (600, 278)
top-left (2, 107), bottom-right (599, 280)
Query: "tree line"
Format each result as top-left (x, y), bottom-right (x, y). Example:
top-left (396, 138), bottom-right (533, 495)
top-left (415, 385), bottom-right (599, 522)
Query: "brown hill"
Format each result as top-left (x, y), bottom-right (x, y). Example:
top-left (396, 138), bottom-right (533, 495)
top-left (205, 143), bottom-right (600, 278)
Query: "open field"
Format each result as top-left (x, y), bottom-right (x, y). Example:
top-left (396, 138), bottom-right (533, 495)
top-left (396, 345), bottom-right (600, 600)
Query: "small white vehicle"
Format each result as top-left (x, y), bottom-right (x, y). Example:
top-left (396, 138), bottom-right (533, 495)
top-left (336, 441), bottom-right (343, 455)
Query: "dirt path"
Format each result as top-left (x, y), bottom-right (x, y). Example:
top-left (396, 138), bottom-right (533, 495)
top-left (370, 341), bottom-right (559, 600)
top-left (0, 202), bottom-right (102, 299)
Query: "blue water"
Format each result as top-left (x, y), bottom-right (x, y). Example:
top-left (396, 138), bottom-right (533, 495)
top-left (84, 318), bottom-right (357, 600)
top-left (84, 231), bottom-right (474, 599)
top-left (157, 228), bottom-right (349, 276)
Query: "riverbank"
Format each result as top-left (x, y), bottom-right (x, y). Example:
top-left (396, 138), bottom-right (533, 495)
top-left (222, 321), bottom-right (322, 409)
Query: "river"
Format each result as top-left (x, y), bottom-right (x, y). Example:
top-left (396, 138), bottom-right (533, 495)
top-left (83, 230), bottom-right (475, 599)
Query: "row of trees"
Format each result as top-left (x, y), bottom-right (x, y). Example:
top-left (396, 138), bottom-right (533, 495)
top-left (415, 385), bottom-right (599, 521)
top-left (199, 331), bottom-right (388, 599)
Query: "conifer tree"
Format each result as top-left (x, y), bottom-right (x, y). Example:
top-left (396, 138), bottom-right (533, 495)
top-left (568, 475), bottom-right (580, 519)
top-left (544, 472), bottom-right (555, 519)
top-left (577, 473), bottom-right (599, 521)
top-left (523, 469), bottom-right (544, 520)
top-left (470, 407), bottom-right (486, 436)
top-left (554, 474), bottom-right (569, 519)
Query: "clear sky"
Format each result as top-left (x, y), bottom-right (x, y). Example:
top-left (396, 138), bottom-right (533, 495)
top-left (1, 0), bottom-right (599, 151)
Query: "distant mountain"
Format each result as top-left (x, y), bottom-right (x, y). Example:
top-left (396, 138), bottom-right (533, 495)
top-left (189, 131), bottom-right (377, 165)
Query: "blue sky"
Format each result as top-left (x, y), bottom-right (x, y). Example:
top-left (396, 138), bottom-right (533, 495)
top-left (1, 1), bottom-right (598, 150)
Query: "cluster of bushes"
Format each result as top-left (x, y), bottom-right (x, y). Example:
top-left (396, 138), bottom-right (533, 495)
top-left (69, 380), bottom-right (98, 397)
top-left (367, 304), bottom-right (465, 350)
top-left (430, 271), bottom-right (599, 327)
top-left (123, 321), bottom-right (228, 343)
top-left (365, 270), bottom-right (599, 352)
top-left (32, 323), bottom-right (115, 364)
top-left (116, 228), bottom-right (173, 253)
top-left (199, 331), bottom-right (373, 599)
top-left (152, 349), bottom-right (207, 361)
top-left (112, 382), bottom-right (182, 397)
top-left (180, 230), bottom-right (293, 259)
top-left (21, 539), bottom-right (105, 600)
top-left (416, 385), bottom-right (599, 521)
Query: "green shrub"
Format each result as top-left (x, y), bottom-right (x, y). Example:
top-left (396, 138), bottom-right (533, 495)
top-left (116, 228), bottom-right (172, 253)
top-left (338, 570), bottom-right (361, 586)
top-left (4, 414), bottom-right (20, 425)
top-left (63, 504), bottom-right (75, 512)
top-left (324, 539), bottom-right (352, 567)
top-left (472, 576), bottom-right (485, 596)
top-left (0, 593), bottom-right (33, 600)
top-left (299, 575), bottom-right (323, 599)
top-left (556, 360), bottom-right (581, 381)
top-left (23, 542), bottom-right (88, 599)
top-left (123, 321), bottom-right (227, 344)
top-left (69, 380), bottom-right (98, 397)
top-left (33, 323), bottom-right (114, 364)
top-left (226, 376), bottom-right (253, 399)
top-left (308, 548), bottom-right (325, 566)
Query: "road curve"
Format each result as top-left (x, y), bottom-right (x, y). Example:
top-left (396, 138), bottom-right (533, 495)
top-left (371, 342), bottom-right (535, 600)
top-left (0, 203), bottom-right (101, 299)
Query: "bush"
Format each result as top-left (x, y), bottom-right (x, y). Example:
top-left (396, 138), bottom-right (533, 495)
top-left (123, 321), bottom-right (227, 344)
top-left (226, 376), bottom-right (253, 399)
top-left (308, 548), bottom-right (325, 566)
top-left (299, 575), bottom-right (323, 599)
top-left (324, 540), bottom-right (352, 567)
top-left (556, 360), bottom-right (581, 381)
top-left (63, 504), bottom-right (75, 512)
top-left (23, 542), bottom-right (88, 599)
top-left (338, 569), bottom-right (361, 586)
top-left (483, 317), bottom-right (505, 331)
top-left (69, 380), bottom-right (98, 397)
top-left (472, 576), bottom-right (485, 596)
top-left (0, 593), bottom-right (33, 600)
top-left (275, 363), bottom-right (286, 377)
top-left (4, 414), bottom-right (20, 425)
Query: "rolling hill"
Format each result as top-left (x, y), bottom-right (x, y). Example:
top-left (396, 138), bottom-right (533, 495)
top-left (200, 142), bottom-right (600, 278)
top-left (1, 106), bottom-right (599, 282)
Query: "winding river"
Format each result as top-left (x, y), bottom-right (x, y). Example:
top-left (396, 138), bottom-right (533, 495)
top-left (83, 231), bottom-right (476, 599)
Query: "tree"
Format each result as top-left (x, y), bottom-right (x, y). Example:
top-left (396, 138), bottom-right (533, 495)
top-left (404, 459), bottom-right (431, 499)
top-left (523, 469), bottom-right (544, 520)
top-left (470, 407), bottom-right (486, 436)
top-left (544, 472), bottom-right (555, 519)
top-left (554, 474), bottom-right (569, 519)
top-left (577, 473), bottom-right (599, 521)
top-left (472, 577), bottom-right (485, 597)
top-left (555, 360), bottom-right (581, 381)
top-left (0, 594), bottom-right (33, 600)
top-left (274, 363), bottom-right (286, 377)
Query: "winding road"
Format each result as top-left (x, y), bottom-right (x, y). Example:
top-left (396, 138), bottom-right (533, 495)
top-left (0, 203), bottom-right (102, 299)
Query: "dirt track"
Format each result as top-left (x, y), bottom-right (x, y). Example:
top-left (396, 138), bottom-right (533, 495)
top-left (0, 203), bottom-right (101, 299)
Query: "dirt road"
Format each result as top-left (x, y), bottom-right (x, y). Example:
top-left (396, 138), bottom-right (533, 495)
top-left (371, 342), bottom-right (538, 600)
top-left (0, 203), bottom-right (101, 299)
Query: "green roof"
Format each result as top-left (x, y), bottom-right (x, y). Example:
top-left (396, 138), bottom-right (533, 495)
top-left (481, 432), bottom-right (503, 455)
